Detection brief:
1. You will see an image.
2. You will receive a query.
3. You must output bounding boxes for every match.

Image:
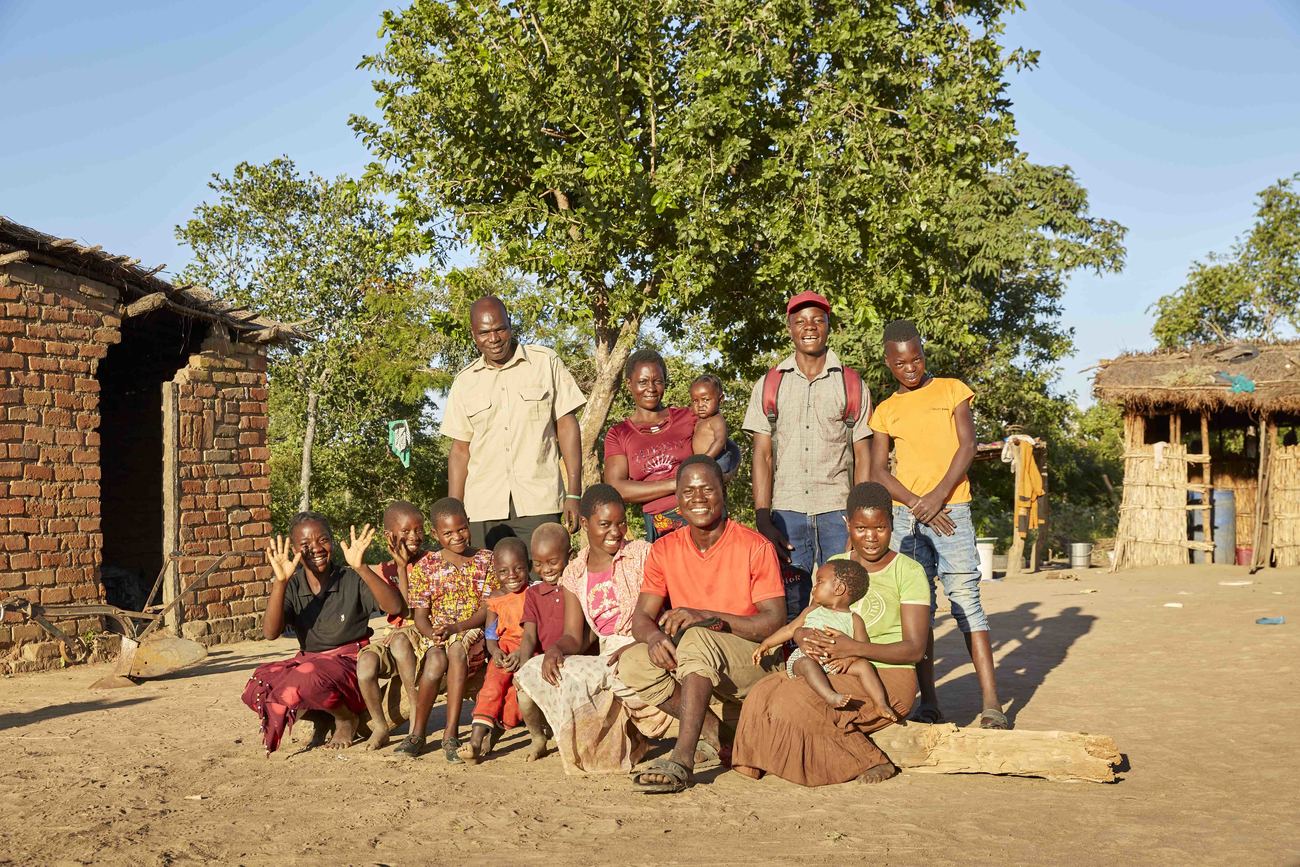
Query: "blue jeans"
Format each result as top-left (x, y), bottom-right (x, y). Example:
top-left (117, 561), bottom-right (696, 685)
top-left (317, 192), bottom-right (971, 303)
top-left (892, 503), bottom-right (987, 633)
top-left (771, 509), bottom-right (848, 622)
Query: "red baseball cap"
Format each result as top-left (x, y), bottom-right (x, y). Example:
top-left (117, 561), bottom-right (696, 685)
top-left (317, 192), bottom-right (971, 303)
top-left (785, 290), bottom-right (831, 316)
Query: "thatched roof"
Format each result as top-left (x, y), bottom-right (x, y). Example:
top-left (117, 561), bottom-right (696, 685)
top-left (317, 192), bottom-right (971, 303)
top-left (1093, 341), bottom-right (1300, 414)
top-left (0, 216), bottom-right (305, 345)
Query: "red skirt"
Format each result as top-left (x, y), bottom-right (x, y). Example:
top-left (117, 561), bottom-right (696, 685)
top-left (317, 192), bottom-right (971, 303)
top-left (241, 640), bottom-right (367, 754)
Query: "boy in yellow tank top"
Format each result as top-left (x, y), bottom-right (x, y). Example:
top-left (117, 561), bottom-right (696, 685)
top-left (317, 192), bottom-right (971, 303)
top-left (868, 320), bottom-right (1008, 730)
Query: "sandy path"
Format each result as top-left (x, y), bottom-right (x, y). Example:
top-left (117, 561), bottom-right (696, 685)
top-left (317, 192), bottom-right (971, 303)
top-left (2, 564), bottom-right (1297, 865)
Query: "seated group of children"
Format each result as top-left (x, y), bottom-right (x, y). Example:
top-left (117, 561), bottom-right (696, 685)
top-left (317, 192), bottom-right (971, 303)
top-left (356, 496), bottom-right (571, 764)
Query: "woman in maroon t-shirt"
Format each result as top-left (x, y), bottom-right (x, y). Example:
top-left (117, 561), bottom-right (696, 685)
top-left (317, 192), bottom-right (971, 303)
top-left (603, 349), bottom-right (697, 541)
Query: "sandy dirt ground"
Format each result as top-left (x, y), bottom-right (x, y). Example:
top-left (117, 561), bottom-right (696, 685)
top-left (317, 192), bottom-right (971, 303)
top-left (2, 564), bottom-right (1298, 866)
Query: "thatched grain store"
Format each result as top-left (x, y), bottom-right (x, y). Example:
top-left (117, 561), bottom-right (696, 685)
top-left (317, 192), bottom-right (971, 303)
top-left (1093, 342), bottom-right (1300, 570)
top-left (0, 217), bottom-right (303, 673)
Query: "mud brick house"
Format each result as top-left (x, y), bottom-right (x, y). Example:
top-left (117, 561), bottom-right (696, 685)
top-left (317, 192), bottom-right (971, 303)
top-left (0, 217), bottom-right (302, 672)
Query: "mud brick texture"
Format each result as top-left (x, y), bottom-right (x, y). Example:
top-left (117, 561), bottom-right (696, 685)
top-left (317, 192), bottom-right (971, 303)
top-left (0, 258), bottom-right (275, 673)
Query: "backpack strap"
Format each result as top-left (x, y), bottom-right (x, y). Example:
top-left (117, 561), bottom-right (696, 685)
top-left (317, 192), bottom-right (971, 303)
top-left (840, 366), bottom-right (867, 427)
top-left (762, 367), bottom-right (784, 426)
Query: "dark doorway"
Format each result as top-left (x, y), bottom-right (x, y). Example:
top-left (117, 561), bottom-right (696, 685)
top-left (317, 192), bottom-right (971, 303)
top-left (96, 311), bottom-right (207, 611)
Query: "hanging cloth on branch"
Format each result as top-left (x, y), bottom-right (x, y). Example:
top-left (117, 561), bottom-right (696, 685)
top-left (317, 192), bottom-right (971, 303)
top-left (387, 420), bottom-right (412, 469)
top-left (1001, 435), bottom-right (1043, 535)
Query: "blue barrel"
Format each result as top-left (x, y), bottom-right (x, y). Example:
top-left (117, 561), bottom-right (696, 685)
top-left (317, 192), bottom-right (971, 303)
top-left (1190, 491), bottom-right (1237, 566)
top-left (1212, 489), bottom-right (1236, 566)
top-left (1189, 490), bottom-right (1236, 564)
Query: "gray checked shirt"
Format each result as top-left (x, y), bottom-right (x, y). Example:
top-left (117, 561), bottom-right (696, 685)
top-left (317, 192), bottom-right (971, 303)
top-left (741, 349), bottom-right (872, 515)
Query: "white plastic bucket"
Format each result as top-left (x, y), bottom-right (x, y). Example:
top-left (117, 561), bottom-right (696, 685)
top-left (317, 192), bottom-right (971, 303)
top-left (1070, 542), bottom-right (1093, 569)
top-left (976, 537), bottom-right (997, 582)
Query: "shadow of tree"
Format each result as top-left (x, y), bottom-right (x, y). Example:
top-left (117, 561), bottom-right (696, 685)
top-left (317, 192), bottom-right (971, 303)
top-left (930, 601), bottom-right (1097, 725)
top-left (0, 696), bottom-right (155, 731)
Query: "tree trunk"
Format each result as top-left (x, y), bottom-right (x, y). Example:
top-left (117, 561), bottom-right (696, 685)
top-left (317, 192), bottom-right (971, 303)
top-left (298, 387), bottom-right (319, 512)
top-left (579, 309), bottom-right (641, 486)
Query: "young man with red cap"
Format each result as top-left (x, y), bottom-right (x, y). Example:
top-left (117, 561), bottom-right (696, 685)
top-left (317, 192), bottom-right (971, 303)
top-left (741, 291), bottom-right (874, 622)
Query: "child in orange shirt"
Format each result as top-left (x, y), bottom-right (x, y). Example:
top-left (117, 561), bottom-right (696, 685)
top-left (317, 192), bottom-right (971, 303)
top-left (461, 537), bottom-right (531, 762)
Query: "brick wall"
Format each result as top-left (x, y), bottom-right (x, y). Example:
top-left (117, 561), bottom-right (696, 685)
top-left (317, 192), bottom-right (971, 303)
top-left (0, 260), bottom-right (275, 672)
top-left (1, 262), bottom-right (118, 671)
top-left (173, 332), bottom-right (273, 647)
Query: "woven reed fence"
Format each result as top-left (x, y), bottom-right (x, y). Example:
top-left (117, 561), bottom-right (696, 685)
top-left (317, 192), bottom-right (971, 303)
top-left (1112, 443), bottom-right (1206, 570)
top-left (1271, 443), bottom-right (1300, 567)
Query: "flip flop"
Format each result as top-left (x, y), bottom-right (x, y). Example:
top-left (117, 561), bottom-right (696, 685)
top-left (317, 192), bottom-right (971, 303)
top-left (978, 708), bottom-right (1011, 730)
top-left (632, 758), bottom-right (692, 794)
top-left (909, 702), bottom-right (945, 724)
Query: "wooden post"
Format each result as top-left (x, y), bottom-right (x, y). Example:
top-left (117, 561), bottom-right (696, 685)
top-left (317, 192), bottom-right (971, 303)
top-left (1031, 444), bottom-right (1048, 572)
top-left (1252, 417), bottom-right (1274, 572)
top-left (161, 381), bottom-right (183, 636)
top-left (1201, 413), bottom-right (1213, 564)
top-left (1006, 450), bottom-right (1025, 577)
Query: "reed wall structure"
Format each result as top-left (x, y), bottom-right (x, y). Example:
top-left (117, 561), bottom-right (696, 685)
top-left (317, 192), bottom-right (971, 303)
top-left (1095, 342), bottom-right (1300, 571)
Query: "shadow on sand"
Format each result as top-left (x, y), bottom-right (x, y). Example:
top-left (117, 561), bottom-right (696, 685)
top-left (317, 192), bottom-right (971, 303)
top-left (930, 601), bottom-right (1097, 725)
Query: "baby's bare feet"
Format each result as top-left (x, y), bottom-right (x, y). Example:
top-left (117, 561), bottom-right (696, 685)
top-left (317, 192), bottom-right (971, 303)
top-left (826, 692), bottom-right (850, 709)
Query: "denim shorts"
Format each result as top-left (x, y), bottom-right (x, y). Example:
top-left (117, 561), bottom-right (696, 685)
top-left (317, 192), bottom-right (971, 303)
top-left (891, 503), bottom-right (988, 633)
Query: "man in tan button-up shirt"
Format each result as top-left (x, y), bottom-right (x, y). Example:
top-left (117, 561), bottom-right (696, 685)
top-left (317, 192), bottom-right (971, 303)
top-left (441, 296), bottom-right (586, 548)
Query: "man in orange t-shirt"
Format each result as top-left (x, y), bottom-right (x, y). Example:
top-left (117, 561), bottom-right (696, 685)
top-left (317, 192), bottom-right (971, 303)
top-left (618, 455), bottom-right (786, 793)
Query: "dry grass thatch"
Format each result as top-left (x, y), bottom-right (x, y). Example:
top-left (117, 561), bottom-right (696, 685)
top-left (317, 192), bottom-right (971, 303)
top-left (1093, 342), bottom-right (1300, 415)
top-left (1271, 443), bottom-right (1300, 568)
top-left (0, 216), bottom-right (305, 345)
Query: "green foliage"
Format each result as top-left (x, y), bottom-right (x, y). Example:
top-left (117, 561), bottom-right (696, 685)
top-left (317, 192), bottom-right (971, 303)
top-left (1152, 172), bottom-right (1300, 347)
top-left (176, 158), bottom-right (451, 532)
top-left (352, 0), bottom-right (1126, 473)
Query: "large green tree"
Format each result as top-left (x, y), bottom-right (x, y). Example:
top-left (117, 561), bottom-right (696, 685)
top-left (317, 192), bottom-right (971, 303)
top-left (1152, 172), bottom-right (1300, 347)
top-left (176, 158), bottom-right (449, 529)
top-left (354, 0), bottom-right (1124, 479)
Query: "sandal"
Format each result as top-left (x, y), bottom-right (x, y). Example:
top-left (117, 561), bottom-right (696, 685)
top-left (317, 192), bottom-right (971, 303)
top-left (909, 702), bottom-right (945, 724)
top-left (443, 736), bottom-right (465, 764)
top-left (693, 740), bottom-right (731, 769)
top-left (978, 708), bottom-right (1011, 730)
top-left (632, 758), bottom-right (692, 794)
top-left (392, 733), bottom-right (425, 758)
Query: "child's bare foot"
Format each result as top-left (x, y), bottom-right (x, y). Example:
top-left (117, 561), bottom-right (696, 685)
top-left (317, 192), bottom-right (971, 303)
top-left (324, 717), bottom-right (357, 750)
top-left (302, 712), bottom-right (332, 749)
top-left (857, 761), bottom-right (899, 784)
top-left (457, 741), bottom-right (482, 764)
top-left (825, 692), bottom-right (849, 709)
top-left (524, 733), bottom-right (548, 762)
top-left (876, 703), bottom-right (900, 723)
top-left (364, 722), bottom-right (390, 751)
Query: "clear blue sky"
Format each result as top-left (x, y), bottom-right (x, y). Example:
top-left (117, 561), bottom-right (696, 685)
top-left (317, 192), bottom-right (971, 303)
top-left (3, 0), bottom-right (1298, 404)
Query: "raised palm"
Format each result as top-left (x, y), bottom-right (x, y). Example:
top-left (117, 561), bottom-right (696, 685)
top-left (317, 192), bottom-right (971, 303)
top-left (340, 524), bottom-right (376, 571)
top-left (266, 535), bottom-right (302, 584)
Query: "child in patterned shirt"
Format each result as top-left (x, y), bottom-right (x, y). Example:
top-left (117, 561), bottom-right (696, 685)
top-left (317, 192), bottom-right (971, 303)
top-left (393, 497), bottom-right (497, 762)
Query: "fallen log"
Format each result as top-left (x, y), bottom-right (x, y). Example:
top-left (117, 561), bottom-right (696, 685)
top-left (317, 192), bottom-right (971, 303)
top-left (873, 722), bottom-right (1122, 783)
